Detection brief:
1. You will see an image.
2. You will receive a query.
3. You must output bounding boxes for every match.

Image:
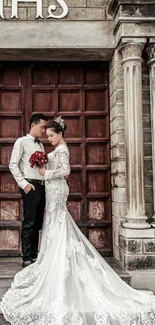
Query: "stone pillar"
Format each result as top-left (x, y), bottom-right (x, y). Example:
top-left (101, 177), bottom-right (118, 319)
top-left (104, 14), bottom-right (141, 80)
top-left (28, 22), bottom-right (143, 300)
top-left (147, 44), bottom-right (155, 227)
top-left (120, 43), bottom-right (150, 229)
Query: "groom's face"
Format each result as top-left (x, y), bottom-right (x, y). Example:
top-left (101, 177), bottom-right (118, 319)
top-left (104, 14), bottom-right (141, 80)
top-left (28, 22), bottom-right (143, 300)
top-left (32, 119), bottom-right (47, 138)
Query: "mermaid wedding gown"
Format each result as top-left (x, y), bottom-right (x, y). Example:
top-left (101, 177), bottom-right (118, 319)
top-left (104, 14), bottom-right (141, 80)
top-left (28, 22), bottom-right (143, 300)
top-left (1, 144), bottom-right (155, 325)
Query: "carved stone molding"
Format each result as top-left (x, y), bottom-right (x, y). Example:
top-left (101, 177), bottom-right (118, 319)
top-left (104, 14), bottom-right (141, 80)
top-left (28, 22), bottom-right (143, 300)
top-left (121, 43), bottom-right (144, 63)
top-left (108, 0), bottom-right (155, 48)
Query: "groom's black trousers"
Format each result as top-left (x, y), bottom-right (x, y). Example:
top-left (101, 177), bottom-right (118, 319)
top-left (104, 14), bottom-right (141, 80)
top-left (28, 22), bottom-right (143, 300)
top-left (21, 181), bottom-right (45, 262)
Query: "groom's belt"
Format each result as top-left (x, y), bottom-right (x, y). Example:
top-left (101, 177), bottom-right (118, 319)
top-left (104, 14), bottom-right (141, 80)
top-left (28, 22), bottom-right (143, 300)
top-left (25, 178), bottom-right (45, 186)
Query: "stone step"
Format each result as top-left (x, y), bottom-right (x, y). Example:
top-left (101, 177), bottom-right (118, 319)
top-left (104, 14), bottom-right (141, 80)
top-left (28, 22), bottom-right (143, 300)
top-left (0, 259), bottom-right (22, 323)
top-left (0, 257), bottom-right (132, 288)
top-left (0, 261), bottom-right (21, 289)
top-left (0, 257), bottom-right (131, 293)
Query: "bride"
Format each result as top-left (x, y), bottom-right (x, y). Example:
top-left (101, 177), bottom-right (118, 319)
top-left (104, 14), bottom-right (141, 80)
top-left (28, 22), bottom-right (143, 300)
top-left (1, 117), bottom-right (155, 325)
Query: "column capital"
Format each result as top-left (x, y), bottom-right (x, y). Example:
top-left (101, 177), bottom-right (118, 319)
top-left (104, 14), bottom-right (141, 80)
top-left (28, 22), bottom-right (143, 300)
top-left (120, 43), bottom-right (144, 63)
top-left (147, 44), bottom-right (155, 64)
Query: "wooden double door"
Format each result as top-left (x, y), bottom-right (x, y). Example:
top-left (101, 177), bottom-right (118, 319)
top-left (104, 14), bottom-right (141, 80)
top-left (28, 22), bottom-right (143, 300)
top-left (0, 62), bottom-right (111, 256)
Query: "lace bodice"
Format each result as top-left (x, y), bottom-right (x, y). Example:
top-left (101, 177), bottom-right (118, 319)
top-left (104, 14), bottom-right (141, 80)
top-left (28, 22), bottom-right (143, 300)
top-left (45, 144), bottom-right (70, 181)
top-left (44, 144), bottom-right (70, 229)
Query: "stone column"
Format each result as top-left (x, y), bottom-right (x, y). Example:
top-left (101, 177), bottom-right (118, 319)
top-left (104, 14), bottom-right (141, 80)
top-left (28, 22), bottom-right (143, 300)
top-left (147, 44), bottom-right (155, 227)
top-left (120, 43), bottom-right (150, 229)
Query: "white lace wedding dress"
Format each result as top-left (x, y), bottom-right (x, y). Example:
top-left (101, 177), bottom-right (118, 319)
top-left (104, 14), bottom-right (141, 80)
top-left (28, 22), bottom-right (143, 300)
top-left (1, 144), bottom-right (155, 325)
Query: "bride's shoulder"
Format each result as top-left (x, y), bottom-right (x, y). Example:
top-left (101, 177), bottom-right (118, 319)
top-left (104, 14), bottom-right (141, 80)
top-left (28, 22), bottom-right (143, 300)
top-left (55, 144), bottom-right (69, 155)
top-left (48, 145), bottom-right (69, 160)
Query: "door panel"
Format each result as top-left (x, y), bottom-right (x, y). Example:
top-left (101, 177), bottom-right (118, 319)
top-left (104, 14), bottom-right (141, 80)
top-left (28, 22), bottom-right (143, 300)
top-left (0, 64), bottom-right (23, 255)
top-left (0, 62), bottom-right (111, 256)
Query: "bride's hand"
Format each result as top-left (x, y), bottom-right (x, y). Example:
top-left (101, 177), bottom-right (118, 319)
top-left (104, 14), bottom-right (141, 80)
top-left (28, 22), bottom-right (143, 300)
top-left (38, 167), bottom-right (45, 176)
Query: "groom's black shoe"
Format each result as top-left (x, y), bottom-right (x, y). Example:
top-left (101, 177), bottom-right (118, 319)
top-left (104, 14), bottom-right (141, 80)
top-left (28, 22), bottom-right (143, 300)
top-left (22, 260), bottom-right (32, 268)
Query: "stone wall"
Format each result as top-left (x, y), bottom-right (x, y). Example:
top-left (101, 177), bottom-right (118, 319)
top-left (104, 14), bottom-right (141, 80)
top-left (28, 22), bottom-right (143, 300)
top-left (109, 49), bottom-right (126, 262)
top-left (1, 0), bottom-right (111, 21)
top-left (0, 0), bottom-right (115, 60)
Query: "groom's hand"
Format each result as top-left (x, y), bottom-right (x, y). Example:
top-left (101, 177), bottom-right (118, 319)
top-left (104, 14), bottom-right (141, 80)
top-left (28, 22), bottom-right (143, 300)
top-left (24, 183), bottom-right (35, 194)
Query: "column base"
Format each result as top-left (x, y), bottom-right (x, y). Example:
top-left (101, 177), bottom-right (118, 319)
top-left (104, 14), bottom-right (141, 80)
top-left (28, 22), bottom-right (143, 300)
top-left (122, 214), bottom-right (151, 229)
top-left (120, 228), bottom-right (154, 238)
top-left (123, 222), bottom-right (151, 229)
top-left (119, 227), bottom-right (155, 272)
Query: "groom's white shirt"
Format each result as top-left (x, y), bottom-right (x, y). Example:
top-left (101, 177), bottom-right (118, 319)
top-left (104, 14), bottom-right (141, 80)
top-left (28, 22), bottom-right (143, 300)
top-left (9, 134), bottom-right (45, 190)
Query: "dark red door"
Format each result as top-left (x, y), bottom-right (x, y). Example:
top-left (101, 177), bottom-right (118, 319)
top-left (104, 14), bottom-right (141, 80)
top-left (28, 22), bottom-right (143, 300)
top-left (0, 62), bottom-right (111, 256)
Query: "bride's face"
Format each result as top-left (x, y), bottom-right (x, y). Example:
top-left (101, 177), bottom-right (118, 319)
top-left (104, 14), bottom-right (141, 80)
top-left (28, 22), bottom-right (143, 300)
top-left (46, 128), bottom-right (62, 146)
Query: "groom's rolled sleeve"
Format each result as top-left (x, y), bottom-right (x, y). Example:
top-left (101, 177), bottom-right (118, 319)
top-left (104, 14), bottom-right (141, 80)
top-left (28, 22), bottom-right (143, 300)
top-left (9, 139), bottom-right (29, 190)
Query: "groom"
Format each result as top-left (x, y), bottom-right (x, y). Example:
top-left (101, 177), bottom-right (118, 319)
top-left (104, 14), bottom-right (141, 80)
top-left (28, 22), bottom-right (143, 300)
top-left (9, 113), bottom-right (48, 268)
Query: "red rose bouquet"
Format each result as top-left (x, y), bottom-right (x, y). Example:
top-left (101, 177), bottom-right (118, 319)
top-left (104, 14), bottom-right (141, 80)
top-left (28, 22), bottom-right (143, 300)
top-left (29, 151), bottom-right (48, 168)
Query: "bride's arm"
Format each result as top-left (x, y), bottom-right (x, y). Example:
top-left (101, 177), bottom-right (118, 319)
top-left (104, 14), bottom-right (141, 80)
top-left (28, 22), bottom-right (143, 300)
top-left (45, 149), bottom-right (70, 180)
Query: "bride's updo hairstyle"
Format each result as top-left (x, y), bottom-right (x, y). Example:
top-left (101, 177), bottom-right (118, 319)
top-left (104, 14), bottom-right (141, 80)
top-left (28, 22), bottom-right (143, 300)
top-left (46, 119), bottom-right (67, 137)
